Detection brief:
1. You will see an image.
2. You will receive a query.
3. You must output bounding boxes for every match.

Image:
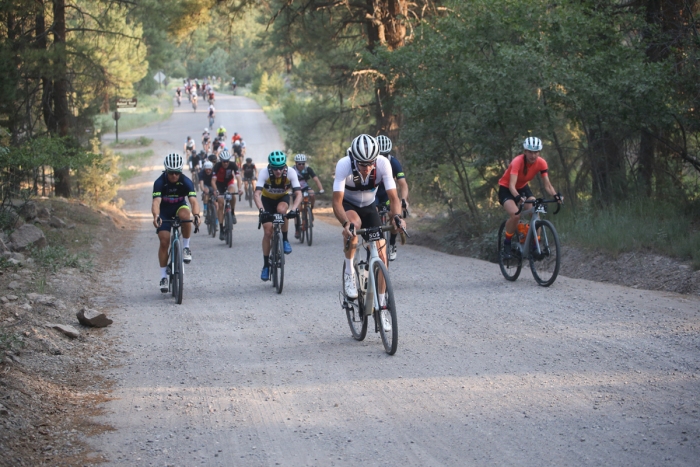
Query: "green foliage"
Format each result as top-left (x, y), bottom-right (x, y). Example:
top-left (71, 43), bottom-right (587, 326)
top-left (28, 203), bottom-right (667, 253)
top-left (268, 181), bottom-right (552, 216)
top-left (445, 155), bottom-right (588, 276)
top-left (0, 332), bottom-right (23, 353)
top-left (77, 141), bottom-right (120, 206)
top-left (109, 137), bottom-right (153, 149)
top-left (30, 244), bottom-right (93, 272)
top-left (94, 91), bottom-right (173, 135)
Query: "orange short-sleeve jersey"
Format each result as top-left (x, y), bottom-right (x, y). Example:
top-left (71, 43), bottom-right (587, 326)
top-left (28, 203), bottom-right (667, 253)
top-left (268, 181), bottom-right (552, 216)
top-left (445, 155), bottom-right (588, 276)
top-left (498, 154), bottom-right (549, 190)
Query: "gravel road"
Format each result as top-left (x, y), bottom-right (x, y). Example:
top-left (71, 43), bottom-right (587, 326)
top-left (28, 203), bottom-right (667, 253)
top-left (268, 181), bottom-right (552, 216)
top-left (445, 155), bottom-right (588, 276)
top-left (93, 92), bottom-right (700, 466)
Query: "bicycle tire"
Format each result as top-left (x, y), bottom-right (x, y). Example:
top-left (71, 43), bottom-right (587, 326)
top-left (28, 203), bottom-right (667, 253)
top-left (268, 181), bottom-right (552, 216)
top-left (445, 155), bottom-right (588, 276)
top-left (225, 211), bottom-right (233, 248)
top-left (276, 231), bottom-right (285, 294)
top-left (343, 262), bottom-right (367, 341)
top-left (498, 220), bottom-right (522, 281)
top-left (271, 231), bottom-right (278, 289)
top-left (373, 260), bottom-right (397, 355)
top-left (209, 200), bottom-right (217, 238)
top-left (529, 219), bottom-right (561, 287)
top-left (306, 205), bottom-right (313, 246)
top-left (172, 238), bottom-right (183, 304)
top-left (298, 210), bottom-right (305, 244)
top-left (247, 184), bottom-right (253, 208)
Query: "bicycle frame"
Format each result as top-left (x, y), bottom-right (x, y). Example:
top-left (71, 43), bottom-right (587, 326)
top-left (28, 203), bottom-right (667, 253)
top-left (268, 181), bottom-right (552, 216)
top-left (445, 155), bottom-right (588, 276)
top-left (511, 200), bottom-right (559, 258)
top-left (353, 226), bottom-right (392, 317)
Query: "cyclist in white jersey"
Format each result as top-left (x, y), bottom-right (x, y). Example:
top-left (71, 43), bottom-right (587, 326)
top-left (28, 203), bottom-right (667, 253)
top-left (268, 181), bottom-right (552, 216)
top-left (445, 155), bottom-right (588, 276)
top-left (332, 134), bottom-right (406, 299)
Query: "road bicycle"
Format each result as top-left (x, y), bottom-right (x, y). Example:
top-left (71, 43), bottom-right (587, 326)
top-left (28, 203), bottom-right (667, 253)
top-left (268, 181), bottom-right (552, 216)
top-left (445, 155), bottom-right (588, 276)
top-left (163, 218), bottom-right (196, 304)
top-left (497, 198), bottom-right (562, 287)
top-left (258, 211), bottom-right (297, 294)
top-left (176, 94), bottom-right (181, 106)
top-left (222, 192), bottom-right (234, 248)
top-left (203, 192), bottom-right (217, 238)
top-left (296, 189), bottom-right (314, 246)
top-left (208, 115), bottom-right (215, 128)
top-left (340, 220), bottom-right (408, 355)
top-left (243, 178), bottom-right (255, 208)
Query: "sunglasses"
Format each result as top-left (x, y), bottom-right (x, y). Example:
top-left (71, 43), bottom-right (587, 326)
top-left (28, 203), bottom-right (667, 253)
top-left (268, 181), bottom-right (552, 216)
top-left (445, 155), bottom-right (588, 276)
top-left (356, 161), bottom-right (374, 168)
top-left (296, 162), bottom-right (306, 166)
top-left (166, 170), bottom-right (181, 175)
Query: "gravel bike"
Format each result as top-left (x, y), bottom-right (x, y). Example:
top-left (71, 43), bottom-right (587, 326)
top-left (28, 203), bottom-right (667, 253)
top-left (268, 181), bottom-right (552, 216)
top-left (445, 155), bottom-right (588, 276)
top-left (259, 211), bottom-right (297, 294)
top-left (296, 189), bottom-right (314, 246)
top-left (163, 218), bottom-right (196, 305)
top-left (203, 192), bottom-right (217, 238)
top-left (222, 192), bottom-right (234, 248)
top-left (244, 179), bottom-right (254, 208)
top-left (497, 198), bottom-right (562, 286)
top-left (340, 219), bottom-right (408, 355)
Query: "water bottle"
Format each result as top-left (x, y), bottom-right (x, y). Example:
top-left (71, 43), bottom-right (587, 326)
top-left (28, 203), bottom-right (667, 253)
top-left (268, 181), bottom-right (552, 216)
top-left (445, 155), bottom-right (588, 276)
top-left (517, 222), bottom-right (528, 243)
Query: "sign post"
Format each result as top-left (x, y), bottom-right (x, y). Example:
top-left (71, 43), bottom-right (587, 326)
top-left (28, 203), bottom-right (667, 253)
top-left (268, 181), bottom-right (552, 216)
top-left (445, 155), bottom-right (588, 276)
top-left (154, 71), bottom-right (166, 89)
top-left (115, 98), bottom-right (137, 143)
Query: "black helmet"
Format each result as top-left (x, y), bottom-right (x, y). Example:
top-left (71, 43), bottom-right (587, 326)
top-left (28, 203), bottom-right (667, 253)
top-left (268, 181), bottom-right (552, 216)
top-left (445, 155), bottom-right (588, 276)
top-left (246, 157), bottom-right (252, 163)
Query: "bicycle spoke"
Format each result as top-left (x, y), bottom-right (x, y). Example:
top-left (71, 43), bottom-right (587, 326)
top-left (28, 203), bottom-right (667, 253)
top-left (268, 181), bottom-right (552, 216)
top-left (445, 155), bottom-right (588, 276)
top-left (529, 220), bottom-right (561, 287)
top-left (373, 260), bottom-right (398, 355)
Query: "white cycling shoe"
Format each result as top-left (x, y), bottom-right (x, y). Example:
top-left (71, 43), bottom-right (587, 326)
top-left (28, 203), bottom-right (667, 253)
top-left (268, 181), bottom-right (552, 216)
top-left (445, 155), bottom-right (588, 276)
top-left (380, 308), bottom-right (392, 332)
top-left (344, 272), bottom-right (358, 299)
top-left (183, 247), bottom-right (192, 264)
top-left (389, 245), bottom-right (397, 261)
top-left (159, 277), bottom-right (169, 293)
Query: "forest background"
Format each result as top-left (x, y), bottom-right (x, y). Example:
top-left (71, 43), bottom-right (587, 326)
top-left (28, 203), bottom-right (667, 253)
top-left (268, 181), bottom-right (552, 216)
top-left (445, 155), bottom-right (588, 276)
top-left (1, 0), bottom-right (699, 267)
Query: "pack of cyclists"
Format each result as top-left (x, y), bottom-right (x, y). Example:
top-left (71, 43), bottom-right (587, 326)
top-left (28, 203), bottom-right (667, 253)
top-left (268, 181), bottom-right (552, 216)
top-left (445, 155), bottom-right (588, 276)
top-left (152, 133), bottom-right (425, 293)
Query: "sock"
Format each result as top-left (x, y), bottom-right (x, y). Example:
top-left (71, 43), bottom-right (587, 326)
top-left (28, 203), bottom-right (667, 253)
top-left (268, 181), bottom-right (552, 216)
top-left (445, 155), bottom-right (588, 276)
top-left (183, 238), bottom-right (190, 248)
top-left (160, 267), bottom-right (167, 279)
top-left (345, 258), bottom-right (353, 275)
top-left (283, 231), bottom-right (288, 242)
top-left (390, 233), bottom-right (397, 246)
top-left (504, 232), bottom-right (514, 244)
top-left (264, 256), bottom-right (270, 267)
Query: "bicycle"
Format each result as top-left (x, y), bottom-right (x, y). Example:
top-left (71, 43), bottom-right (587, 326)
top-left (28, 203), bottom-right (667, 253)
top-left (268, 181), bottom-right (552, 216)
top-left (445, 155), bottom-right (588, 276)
top-left (162, 218), bottom-right (196, 305)
top-left (208, 115), bottom-right (215, 128)
top-left (296, 189), bottom-right (314, 246)
top-left (192, 99), bottom-right (197, 112)
top-left (497, 198), bottom-right (562, 287)
top-left (340, 219), bottom-right (408, 355)
top-left (377, 203), bottom-right (392, 248)
top-left (203, 191), bottom-right (217, 238)
top-left (258, 211), bottom-right (297, 294)
top-left (243, 178), bottom-right (254, 208)
top-left (222, 192), bottom-right (234, 248)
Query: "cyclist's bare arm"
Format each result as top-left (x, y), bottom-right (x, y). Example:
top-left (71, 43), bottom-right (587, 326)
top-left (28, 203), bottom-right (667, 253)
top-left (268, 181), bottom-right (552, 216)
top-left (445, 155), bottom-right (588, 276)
top-left (151, 198), bottom-right (162, 228)
top-left (397, 178), bottom-right (409, 203)
top-left (313, 176), bottom-right (324, 192)
top-left (387, 188), bottom-right (406, 230)
top-left (253, 189), bottom-right (263, 211)
top-left (332, 191), bottom-right (355, 239)
top-left (290, 189), bottom-right (303, 212)
top-left (541, 174), bottom-right (562, 201)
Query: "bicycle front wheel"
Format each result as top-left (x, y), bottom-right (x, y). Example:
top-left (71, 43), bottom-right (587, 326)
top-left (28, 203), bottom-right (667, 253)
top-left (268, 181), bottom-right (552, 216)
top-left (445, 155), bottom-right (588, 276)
top-left (225, 211), bottom-right (233, 248)
top-left (172, 238), bottom-right (183, 304)
top-left (498, 221), bottom-right (522, 281)
top-left (247, 185), bottom-right (253, 208)
top-left (343, 263), bottom-right (367, 341)
top-left (274, 231), bottom-right (285, 294)
top-left (297, 213), bottom-right (305, 244)
top-left (373, 260), bottom-right (397, 355)
top-left (529, 219), bottom-right (561, 287)
top-left (306, 205), bottom-right (313, 246)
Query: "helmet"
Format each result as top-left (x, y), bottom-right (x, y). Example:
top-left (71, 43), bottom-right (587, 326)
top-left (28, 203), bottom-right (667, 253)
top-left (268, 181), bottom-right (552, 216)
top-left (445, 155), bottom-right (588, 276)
top-left (350, 134), bottom-right (379, 162)
top-left (376, 135), bottom-right (392, 155)
top-left (203, 161), bottom-right (213, 170)
top-left (346, 147), bottom-right (352, 158)
top-left (204, 128), bottom-right (209, 132)
top-left (294, 154), bottom-right (307, 163)
top-left (523, 136), bottom-right (543, 152)
top-left (233, 140), bottom-right (241, 146)
top-left (219, 150), bottom-right (232, 161)
top-left (268, 150), bottom-right (287, 168)
top-left (164, 153), bottom-right (183, 172)
top-left (246, 157), bottom-right (252, 163)
top-left (208, 154), bottom-right (217, 163)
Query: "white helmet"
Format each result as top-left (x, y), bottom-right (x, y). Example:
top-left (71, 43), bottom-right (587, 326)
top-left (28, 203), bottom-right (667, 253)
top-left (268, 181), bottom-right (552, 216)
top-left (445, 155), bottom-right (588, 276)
top-left (294, 154), bottom-right (307, 162)
top-left (203, 161), bottom-right (213, 170)
top-left (376, 135), bottom-right (392, 155)
top-left (219, 150), bottom-right (232, 161)
top-left (164, 153), bottom-right (183, 172)
top-left (350, 134), bottom-right (379, 163)
top-left (204, 128), bottom-right (209, 132)
top-left (233, 140), bottom-right (241, 146)
top-left (523, 136), bottom-right (543, 152)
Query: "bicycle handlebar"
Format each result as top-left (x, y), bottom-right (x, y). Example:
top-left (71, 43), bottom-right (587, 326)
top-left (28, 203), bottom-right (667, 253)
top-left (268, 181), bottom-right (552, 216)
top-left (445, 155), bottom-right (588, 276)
top-left (515, 198), bottom-right (562, 216)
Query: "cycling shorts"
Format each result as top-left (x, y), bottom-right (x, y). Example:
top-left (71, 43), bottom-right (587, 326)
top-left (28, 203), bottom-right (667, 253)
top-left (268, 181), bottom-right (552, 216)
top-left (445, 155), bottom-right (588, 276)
top-left (343, 199), bottom-right (381, 236)
top-left (156, 204), bottom-right (190, 233)
top-left (498, 184), bottom-right (533, 206)
top-left (261, 194), bottom-right (291, 216)
top-left (243, 176), bottom-right (256, 182)
top-left (216, 181), bottom-right (238, 194)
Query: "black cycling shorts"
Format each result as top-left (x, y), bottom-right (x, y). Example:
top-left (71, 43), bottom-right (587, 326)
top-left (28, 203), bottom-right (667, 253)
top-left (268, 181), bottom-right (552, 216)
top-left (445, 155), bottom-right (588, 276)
top-left (261, 194), bottom-right (291, 216)
top-left (498, 184), bottom-right (533, 206)
top-left (343, 200), bottom-right (381, 232)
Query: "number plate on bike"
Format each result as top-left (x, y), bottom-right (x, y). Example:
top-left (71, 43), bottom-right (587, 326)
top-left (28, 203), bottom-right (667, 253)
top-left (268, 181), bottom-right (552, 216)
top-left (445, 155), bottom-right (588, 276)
top-left (368, 230), bottom-right (382, 241)
top-left (273, 213), bottom-right (285, 224)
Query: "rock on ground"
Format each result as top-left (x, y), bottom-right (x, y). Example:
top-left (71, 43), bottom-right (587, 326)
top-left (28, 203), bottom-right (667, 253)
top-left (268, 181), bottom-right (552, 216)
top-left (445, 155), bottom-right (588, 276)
top-left (9, 224), bottom-right (47, 251)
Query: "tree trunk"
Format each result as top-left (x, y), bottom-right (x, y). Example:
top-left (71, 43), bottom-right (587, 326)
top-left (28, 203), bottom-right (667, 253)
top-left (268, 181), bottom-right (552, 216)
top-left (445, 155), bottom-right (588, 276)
top-left (51, 0), bottom-right (71, 197)
top-left (588, 128), bottom-right (625, 204)
top-left (638, 129), bottom-right (655, 196)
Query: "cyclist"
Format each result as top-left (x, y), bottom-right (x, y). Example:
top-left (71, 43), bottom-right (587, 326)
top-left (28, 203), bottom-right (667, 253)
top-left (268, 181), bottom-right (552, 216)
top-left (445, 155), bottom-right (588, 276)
top-left (187, 149), bottom-right (200, 182)
top-left (198, 160), bottom-right (216, 229)
top-left (217, 125), bottom-right (227, 140)
top-left (375, 135), bottom-right (409, 261)
top-left (232, 140), bottom-right (244, 166)
top-left (183, 136), bottom-right (195, 155)
top-left (290, 153), bottom-right (325, 239)
top-left (254, 151), bottom-right (302, 281)
top-left (191, 90), bottom-right (198, 108)
top-left (175, 87), bottom-right (182, 106)
top-left (208, 88), bottom-right (215, 104)
top-left (211, 150), bottom-right (242, 240)
top-left (499, 136), bottom-right (563, 259)
top-left (208, 104), bottom-right (215, 123)
top-left (333, 134), bottom-right (406, 299)
top-left (152, 153), bottom-right (200, 292)
top-left (201, 128), bottom-right (211, 153)
top-left (241, 157), bottom-right (257, 202)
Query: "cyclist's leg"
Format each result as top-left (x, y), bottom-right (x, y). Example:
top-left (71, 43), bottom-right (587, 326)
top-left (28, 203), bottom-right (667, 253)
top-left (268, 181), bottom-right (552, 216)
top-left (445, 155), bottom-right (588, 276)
top-left (177, 205), bottom-right (192, 239)
top-left (308, 190), bottom-right (316, 209)
top-left (216, 182), bottom-right (226, 225)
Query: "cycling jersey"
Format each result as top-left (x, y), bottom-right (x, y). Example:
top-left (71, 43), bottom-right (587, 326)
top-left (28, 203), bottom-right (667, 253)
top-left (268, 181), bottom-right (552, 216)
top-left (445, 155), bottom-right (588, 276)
top-left (256, 166), bottom-right (301, 200)
top-left (185, 140), bottom-right (195, 150)
top-left (233, 144), bottom-right (243, 155)
top-left (290, 165), bottom-right (317, 190)
top-left (152, 172), bottom-right (195, 209)
top-left (208, 106), bottom-right (215, 117)
top-left (333, 156), bottom-right (395, 208)
top-left (242, 163), bottom-right (256, 179)
top-left (188, 154), bottom-right (199, 170)
top-left (498, 154), bottom-right (549, 190)
top-left (199, 169), bottom-right (214, 187)
top-left (231, 134), bottom-right (242, 143)
top-left (212, 161), bottom-right (240, 186)
top-left (375, 155), bottom-right (404, 202)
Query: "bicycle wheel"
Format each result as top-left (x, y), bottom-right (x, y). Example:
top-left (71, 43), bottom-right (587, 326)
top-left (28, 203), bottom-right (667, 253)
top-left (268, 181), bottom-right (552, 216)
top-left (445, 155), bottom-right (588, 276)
top-left (306, 205), bottom-right (313, 246)
top-left (373, 260), bottom-right (397, 355)
top-left (225, 211), bottom-right (233, 248)
top-left (498, 221), bottom-right (522, 281)
top-left (343, 262), bottom-right (367, 341)
top-left (275, 231), bottom-right (285, 294)
top-left (172, 238), bottom-right (183, 304)
top-left (247, 184), bottom-right (253, 208)
top-left (271, 232), bottom-right (278, 289)
top-left (529, 219), bottom-right (561, 287)
top-left (297, 212), bottom-right (305, 244)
